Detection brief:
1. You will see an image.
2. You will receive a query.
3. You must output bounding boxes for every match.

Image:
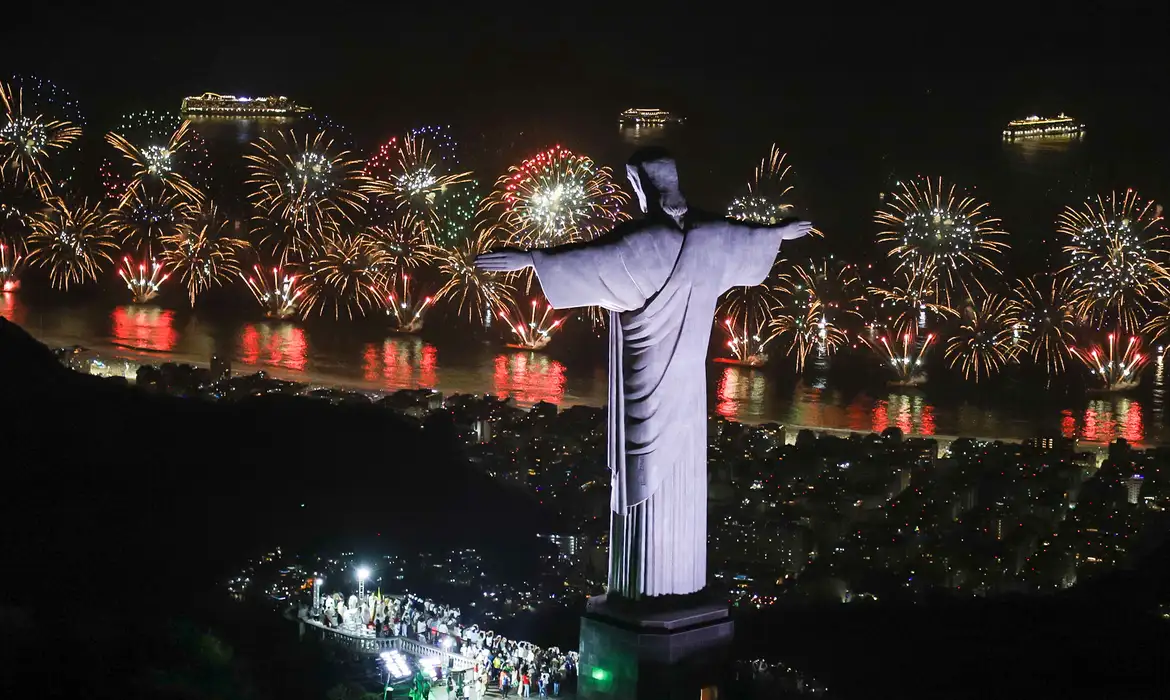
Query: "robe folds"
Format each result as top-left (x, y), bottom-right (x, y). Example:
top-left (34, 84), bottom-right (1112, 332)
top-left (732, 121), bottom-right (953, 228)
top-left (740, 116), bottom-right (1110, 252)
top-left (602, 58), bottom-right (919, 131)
top-left (531, 216), bottom-right (784, 598)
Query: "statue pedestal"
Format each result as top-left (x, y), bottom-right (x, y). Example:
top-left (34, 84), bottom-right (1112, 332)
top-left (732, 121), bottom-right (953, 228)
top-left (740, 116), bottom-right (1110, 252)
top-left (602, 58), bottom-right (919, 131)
top-left (577, 594), bottom-right (733, 699)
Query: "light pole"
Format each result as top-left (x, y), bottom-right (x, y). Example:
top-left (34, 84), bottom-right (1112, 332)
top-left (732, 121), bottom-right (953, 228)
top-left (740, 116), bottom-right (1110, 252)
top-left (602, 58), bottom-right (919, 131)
top-left (313, 577), bottom-right (323, 615)
top-left (357, 567), bottom-right (370, 599)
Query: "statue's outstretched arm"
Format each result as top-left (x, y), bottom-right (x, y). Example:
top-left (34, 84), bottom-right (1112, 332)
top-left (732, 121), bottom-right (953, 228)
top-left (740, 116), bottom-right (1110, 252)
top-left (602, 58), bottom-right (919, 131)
top-left (727, 218), bottom-right (814, 241)
top-left (474, 222), bottom-right (639, 273)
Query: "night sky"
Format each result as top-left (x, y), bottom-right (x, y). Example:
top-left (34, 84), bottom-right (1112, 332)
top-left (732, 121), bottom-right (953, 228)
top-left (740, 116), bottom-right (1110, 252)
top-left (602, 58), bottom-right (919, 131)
top-left (2, 5), bottom-right (1168, 253)
top-left (3, 6), bottom-right (1167, 130)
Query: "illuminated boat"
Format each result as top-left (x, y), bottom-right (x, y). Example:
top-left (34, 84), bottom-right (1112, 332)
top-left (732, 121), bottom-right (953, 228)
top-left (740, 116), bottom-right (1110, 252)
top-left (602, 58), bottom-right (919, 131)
top-left (1003, 114), bottom-right (1083, 140)
top-left (180, 92), bottom-right (311, 116)
top-left (619, 108), bottom-right (683, 127)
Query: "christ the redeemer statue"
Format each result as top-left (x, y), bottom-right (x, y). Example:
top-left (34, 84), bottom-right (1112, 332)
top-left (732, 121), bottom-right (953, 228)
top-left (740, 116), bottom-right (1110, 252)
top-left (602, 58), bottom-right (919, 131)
top-left (476, 148), bottom-right (811, 600)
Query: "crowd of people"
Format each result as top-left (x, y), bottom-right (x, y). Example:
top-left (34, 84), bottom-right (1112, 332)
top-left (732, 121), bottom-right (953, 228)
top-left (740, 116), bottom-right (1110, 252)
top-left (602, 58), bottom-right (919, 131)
top-left (303, 590), bottom-right (578, 696)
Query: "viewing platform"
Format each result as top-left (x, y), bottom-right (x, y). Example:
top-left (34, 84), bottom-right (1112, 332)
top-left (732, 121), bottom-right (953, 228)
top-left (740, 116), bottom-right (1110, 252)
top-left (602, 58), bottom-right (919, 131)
top-left (297, 609), bottom-right (478, 671)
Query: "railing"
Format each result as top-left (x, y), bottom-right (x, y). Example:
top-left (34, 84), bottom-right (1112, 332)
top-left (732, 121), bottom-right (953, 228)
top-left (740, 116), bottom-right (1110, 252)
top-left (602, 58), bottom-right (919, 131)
top-left (300, 615), bottom-right (476, 671)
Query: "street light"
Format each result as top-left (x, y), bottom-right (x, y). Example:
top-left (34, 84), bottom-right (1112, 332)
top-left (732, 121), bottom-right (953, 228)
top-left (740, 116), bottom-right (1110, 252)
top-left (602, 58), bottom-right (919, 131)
top-left (380, 650), bottom-right (410, 700)
top-left (313, 577), bottom-right (324, 614)
top-left (356, 567), bottom-right (370, 599)
top-left (379, 651), bottom-right (394, 700)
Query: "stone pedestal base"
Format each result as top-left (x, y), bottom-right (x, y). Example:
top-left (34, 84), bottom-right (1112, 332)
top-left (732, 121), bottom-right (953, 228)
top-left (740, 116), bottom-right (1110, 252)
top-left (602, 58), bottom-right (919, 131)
top-left (577, 594), bottom-right (733, 699)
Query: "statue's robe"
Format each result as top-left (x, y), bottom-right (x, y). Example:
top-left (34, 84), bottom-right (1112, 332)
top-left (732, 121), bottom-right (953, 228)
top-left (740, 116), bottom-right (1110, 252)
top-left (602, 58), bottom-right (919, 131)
top-left (532, 214), bottom-right (784, 597)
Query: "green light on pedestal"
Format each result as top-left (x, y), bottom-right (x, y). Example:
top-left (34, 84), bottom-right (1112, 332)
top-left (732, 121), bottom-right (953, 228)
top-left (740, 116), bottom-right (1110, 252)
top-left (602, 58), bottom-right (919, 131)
top-left (591, 667), bottom-right (611, 682)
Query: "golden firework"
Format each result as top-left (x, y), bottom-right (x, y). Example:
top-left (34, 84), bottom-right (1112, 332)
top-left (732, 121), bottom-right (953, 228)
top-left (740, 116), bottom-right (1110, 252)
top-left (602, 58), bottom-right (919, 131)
top-left (0, 82), bottom-right (82, 197)
top-left (105, 120), bottom-right (205, 205)
top-left (299, 232), bottom-right (388, 320)
top-left (106, 189), bottom-right (193, 257)
top-left (246, 129), bottom-right (368, 241)
top-left (161, 202), bottom-right (248, 305)
top-left (435, 229), bottom-right (514, 324)
top-left (944, 294), bottom-right (1019, 382)
top-left (876, 176), bottom-right (1008, 307)
top-left (27, 197), bottom-right (117, 289)
top-left (1006, 275), bottom-right (1078, 374)
top-left (1059, 189), bottom-right (1168, 333)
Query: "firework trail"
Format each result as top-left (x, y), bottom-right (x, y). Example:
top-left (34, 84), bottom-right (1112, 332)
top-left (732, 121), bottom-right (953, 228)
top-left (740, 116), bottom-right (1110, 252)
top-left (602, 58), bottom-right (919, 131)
top-left (384, 270), bottom-right (433, 333)
top-left (1071, 333), bottom-right (1149, 391)
top-left (118, 255), bottom-right (169, 303)
top-left (243, 264), bottom-right (302, 320)
top-left (0, 241), bottom-right (24, 291)
top-left (861, 330), bottom-right (935, 386)
top-left (496, 290), bottom-right (568, 350)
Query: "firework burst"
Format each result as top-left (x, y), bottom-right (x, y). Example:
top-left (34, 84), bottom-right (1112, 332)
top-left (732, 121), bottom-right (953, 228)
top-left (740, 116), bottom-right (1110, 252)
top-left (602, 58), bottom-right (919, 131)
top-left (867, 265), bottom-right (957, 338)
top-left (0, 241), bottom-right (23, 291)
top-left (719, 315), bottom-right (776, 367)
top-left (728, 145), bottom-right (795, 225)
top-left (1006, 275), bottom-right (1078, 374)
top-left (105, 117), bottom-right (207, 205)
top-left (384, 271), bottom-right (433, 333)
top-left (480, 145), bottom-right (629, 247)
top-left (408, 126), bottom-right (478, 247)
top-left (496, 291), bottom-right (568, 351)
top-left (161, 202), bottom-right (247, 305)
top-left (0, 169), bottom-right (45, 244)
top-left (117, 255), bottom-right (168, 303)
top-left (363, 131), bottom-right (473, 231)
top-left (716, 274), bottom-right (785, 366)
top-left (861, 331), bottom-right (935, 386)
top-left (1071, 333), bottom-right (1149, 392)
top-left (363, 211), bottom-right (435, 270)
top-left (1059, 190), bottom-right (1168, 333)
top-left (435, 230), bottom-right (514, 324)
top-left (767, 303), bottom-right (831, 372)
top-left (1140, 299), bottom-right (1170, 347)
top-left (27, 197), bottom-right (118, 289)
top-left (106, 189), bottom-right (193, 256)
top-left (785, 257), bottom-right (866, 349)
top-left (246, 130), bottom-right (368, 237)
top-left (944, 294), bottom-right (1019, 382)
top-left (0, 81), bottom-right (83, 196)
top-left (876, 176), bottom-right (1009, 306)
top-left (243, 264), bottom-right (302, 320)
top-left (299, 233), bottom-right (387, 320)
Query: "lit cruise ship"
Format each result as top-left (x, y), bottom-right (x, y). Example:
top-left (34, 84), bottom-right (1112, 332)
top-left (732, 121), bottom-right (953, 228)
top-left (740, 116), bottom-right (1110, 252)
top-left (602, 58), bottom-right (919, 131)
top-left (180, 93), bottom-right (310, 116)
top-left (1002, 114), bottom-right (1084, 140)
top-left (618, 108), bottom-right (683, 127)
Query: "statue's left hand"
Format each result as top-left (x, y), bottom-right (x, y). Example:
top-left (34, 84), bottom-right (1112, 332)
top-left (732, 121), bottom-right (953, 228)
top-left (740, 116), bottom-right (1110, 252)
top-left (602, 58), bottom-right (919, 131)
top-left (780, 220), bottom-right (814, 240)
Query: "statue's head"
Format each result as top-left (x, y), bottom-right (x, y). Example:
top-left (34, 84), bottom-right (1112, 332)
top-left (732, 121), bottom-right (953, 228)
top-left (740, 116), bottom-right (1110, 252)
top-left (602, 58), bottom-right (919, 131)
top-left (626, 147), bottom-right (687, 224)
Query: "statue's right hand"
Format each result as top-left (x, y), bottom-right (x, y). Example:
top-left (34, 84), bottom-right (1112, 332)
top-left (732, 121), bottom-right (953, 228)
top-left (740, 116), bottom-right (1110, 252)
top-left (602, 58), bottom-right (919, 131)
top-left (474, 249), bottom-right (534, 272)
